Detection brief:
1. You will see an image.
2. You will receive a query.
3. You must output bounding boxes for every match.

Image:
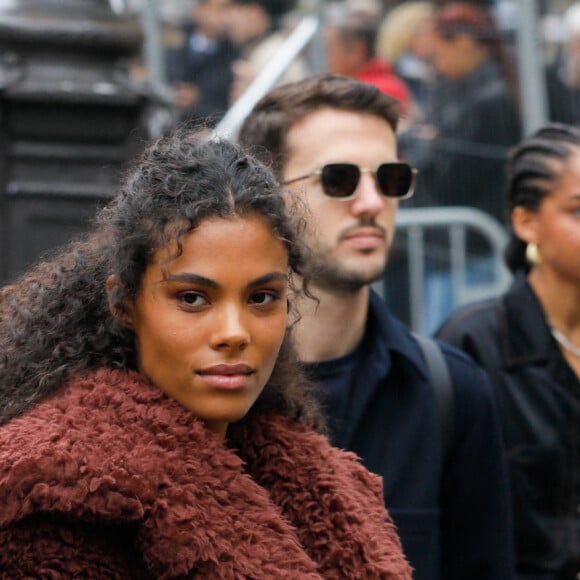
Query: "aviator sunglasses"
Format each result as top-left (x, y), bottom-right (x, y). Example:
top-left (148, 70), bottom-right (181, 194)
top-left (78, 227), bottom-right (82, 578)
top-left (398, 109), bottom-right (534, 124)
top-left (283, 162), bottom-right (417, 200)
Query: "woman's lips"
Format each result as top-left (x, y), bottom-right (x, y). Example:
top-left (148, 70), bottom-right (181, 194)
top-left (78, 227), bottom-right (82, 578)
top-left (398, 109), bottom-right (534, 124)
top-left (197, 364), bottom-right (255, 390)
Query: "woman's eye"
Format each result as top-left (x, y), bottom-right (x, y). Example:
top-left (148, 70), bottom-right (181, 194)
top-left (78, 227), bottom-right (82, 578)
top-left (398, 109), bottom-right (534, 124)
top-left (250, 291), bottom-right (279, 306)
top-left (179, 292), bottom-right (208, 307)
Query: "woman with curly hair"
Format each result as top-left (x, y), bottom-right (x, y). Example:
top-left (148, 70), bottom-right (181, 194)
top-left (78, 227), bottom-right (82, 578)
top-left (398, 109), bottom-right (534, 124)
top-left (0, 129), bottom-right (410, 578)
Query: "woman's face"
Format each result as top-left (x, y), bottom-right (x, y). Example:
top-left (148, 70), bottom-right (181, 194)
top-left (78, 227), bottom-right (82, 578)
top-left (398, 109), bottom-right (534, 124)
top-left (126, 214), bottom-right (289, 438)
top-left (432, 33), bottom-right (479, 80)
top-left (525, 148), bottom-right (580, 284)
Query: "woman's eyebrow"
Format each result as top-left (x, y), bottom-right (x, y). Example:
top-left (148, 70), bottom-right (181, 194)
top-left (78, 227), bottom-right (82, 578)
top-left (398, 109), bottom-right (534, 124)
top-left (163, 273), bottom-right (219, 288)
top-left (161, 271), bottom-right (287, 288)
top-left (248, 272), bottom-right (287, 287)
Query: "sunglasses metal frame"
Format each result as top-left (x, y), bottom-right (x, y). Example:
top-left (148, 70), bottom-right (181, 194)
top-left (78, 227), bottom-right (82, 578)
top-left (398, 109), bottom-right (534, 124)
top-left (282, 162), bottom-right (417, 200)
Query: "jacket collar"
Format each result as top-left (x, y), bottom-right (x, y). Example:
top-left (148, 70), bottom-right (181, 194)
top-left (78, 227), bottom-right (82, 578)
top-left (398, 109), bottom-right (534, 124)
top-left (367, 290), bottom-right (429, 381)
top-left (499, 273), bottom-right (552, 368)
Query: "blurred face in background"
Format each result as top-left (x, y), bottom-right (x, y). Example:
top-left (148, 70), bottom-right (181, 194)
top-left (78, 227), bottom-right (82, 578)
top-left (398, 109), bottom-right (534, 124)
top-left (227, 2), bottom-right (269, 46)
top-left (431, 32), bottom-right (486, 80)
top-left (565, 34), bottom-right (580, 85)
top-left (324, 26), bottom-right (367, 77)
top-left (194, 0), bottom-right (233, 39)
top-left (411, 17), bottom-right (435, 61)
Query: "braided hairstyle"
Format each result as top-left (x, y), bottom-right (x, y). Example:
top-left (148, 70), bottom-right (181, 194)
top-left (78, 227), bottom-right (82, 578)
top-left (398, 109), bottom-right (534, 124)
top-left (0, 128), bottom-right (323, 429)
top-left (504, 122), bottom-right (580, 273)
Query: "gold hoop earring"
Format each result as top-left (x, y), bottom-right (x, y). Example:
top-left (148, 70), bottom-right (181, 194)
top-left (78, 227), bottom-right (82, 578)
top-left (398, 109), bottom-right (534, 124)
top-left (525, 242), bottom-right (541, 266)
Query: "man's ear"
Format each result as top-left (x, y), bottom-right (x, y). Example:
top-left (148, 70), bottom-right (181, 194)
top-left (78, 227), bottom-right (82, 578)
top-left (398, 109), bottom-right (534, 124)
top-left (511, 206), bottom-right (538, 245)
top-left (105, 275), bottom-right (133, 328)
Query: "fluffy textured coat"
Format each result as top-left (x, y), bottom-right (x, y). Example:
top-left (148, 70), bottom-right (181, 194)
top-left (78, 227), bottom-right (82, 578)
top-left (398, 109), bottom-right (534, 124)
top-left (0, 369), bottom-right (411, 578)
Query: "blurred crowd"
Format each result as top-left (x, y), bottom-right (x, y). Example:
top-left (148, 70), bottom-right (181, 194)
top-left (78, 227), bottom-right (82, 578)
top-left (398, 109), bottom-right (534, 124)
top-left (155, 0), bottom-right (580, 129)
top-left (162, 0), bottom-right (309, 127)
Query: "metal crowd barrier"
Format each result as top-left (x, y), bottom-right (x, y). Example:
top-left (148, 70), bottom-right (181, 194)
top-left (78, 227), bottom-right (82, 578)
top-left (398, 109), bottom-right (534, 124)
top-left (376, 207), bottom-right (512, 333)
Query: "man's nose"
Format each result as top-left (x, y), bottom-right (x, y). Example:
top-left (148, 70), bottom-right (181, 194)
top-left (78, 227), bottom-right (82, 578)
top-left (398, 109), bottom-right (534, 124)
top-left (350, 172), bottom-right (387, 216)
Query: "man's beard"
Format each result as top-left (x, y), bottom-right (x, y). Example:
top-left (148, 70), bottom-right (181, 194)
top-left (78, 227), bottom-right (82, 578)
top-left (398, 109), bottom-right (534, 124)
top-left (302, 216), bottom-right (391, 292)
top-left (308, 260), bottom-right (385, 294)
top-left (304, 243), bottom-right (388, 293)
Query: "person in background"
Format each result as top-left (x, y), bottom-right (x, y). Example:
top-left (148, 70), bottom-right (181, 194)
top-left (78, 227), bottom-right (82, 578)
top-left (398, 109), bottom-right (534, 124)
top-left (546, 2), bottom-right (580, 125)
top-left (324, 7), bottom-right (411, 115)
top-left (376, 1), bottom-right (435, 117)
top-left (165, 0), bottom-right (238, 126)
top-left (437, 123), bottom-right (580, 578)
top-left (239, 73), bottom-right (514, 580)
top-left (398, 1), bottom-right (521, 334)
top-left (227, 0), bottom-right (309, 104)
top-left (0, 129), bottom-right (411, 578)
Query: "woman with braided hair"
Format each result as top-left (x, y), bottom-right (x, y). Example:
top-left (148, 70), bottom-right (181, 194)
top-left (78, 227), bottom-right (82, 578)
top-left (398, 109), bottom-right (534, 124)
top-left (0, 128), bottom-right (411, 578)
top-left (437, 123), bottom-right (580, 577)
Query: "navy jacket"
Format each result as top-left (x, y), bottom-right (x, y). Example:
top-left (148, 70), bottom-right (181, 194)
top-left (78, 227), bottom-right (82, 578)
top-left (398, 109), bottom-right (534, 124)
top-left (306, 291), bottom-right (514, 579)
top-left (437, 274), bottom-right (580, 577)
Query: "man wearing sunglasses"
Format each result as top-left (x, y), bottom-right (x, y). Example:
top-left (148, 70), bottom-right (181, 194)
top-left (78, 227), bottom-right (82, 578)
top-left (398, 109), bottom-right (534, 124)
top-left (238, 73), bottom-right (513, 580)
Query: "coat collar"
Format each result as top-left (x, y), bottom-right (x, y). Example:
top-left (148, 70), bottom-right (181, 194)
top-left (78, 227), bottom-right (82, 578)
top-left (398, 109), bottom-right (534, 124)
top-left (499, 273), bottom-right (553, 368)
top-left (0, 368), bottom-right (410, 578)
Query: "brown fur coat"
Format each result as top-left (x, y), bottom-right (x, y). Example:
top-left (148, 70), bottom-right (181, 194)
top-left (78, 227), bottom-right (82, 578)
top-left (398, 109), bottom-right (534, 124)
top-left (0, 369), bottom-right (411, 578)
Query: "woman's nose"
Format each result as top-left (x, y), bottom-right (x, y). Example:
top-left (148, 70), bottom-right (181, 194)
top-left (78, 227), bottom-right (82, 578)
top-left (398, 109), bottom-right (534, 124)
top-left (210, 304), bottom-right (251, 350)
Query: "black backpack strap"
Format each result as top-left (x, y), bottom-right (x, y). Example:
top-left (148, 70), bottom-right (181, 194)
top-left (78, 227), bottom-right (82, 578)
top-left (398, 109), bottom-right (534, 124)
top-left (413, 333), bottom-right (454, 466)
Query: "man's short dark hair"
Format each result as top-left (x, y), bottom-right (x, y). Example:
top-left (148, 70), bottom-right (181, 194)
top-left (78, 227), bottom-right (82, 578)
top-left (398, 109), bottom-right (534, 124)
top-left (238, 73), bottom-right (400, 178)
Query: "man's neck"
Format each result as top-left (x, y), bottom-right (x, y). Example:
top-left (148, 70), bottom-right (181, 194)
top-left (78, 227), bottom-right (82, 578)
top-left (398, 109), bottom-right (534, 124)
top-left (293, 285), bottom-right (370, 363)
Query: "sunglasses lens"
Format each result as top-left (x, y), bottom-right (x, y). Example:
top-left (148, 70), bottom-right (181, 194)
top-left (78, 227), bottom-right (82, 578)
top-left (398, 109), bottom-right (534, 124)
top-left (320, 163), bottom-right (360, 198)
top-left (377, 163), bottom-right (414, 198)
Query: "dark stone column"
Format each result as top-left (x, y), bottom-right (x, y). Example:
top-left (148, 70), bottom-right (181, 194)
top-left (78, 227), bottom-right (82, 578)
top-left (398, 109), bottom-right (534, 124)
top-left (0, 0), bottom-right (154, 283)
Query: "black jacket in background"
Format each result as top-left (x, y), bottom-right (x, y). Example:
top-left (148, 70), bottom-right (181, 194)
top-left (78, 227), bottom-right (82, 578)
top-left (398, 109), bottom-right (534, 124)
top-left (165, 24), bottom-right (239, 126)
top-left (400, 59), bottom-right (521, 224)
top-left (545, 59), bottom-right (580, 125)
top-left (437, 273), bottom-right (580, 579)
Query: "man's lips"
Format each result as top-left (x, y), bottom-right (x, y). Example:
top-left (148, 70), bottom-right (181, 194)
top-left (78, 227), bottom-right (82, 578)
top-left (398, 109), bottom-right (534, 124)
top-left (342, 228), bottom-right (386, 248)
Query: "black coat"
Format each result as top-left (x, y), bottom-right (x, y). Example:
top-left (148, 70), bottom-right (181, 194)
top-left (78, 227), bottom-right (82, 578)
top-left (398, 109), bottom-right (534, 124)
top-left (400, 59), bottom-right (521, 223)
top-left (165, 24), bottom-right (239, 125)
top-left (437, 274), bottom-right (580, 578)
top-left (545, 60), bottom-right (580, 125)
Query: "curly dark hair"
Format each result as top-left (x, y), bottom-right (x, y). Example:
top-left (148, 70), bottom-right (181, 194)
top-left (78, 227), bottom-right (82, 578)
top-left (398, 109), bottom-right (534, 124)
top-left (504, 122), bottom-right (580, 274)
top-left (0, 128), bottom-right (324, 429)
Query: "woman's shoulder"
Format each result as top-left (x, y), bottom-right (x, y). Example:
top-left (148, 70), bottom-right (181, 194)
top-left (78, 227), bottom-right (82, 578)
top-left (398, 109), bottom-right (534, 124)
top-left (437, 297), bottom-right (500, 345)
top-left (0, 369), bottom-right (225, 523)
